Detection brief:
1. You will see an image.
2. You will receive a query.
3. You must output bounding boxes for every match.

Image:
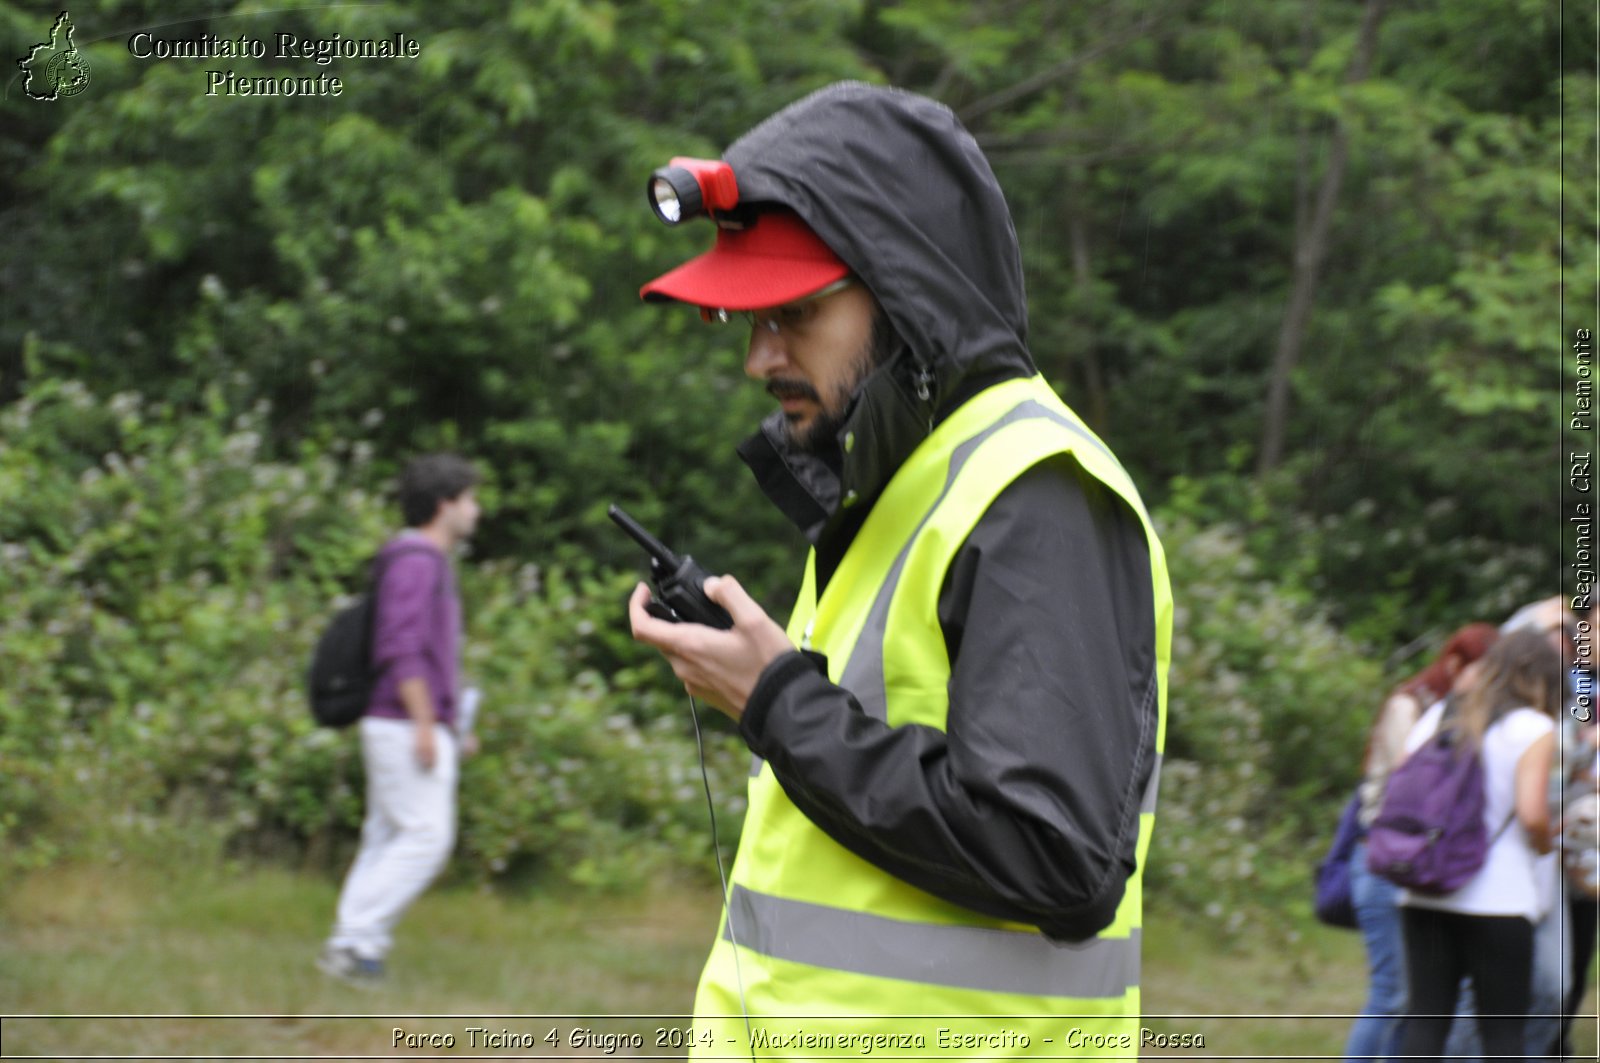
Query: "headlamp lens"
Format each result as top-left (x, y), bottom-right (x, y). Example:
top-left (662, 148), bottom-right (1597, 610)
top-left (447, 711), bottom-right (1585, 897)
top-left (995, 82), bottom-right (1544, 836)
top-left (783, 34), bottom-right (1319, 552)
top-left (650, 175), bottom-right (683, 224)
top-left (648, 166), bottom-right (705, 226)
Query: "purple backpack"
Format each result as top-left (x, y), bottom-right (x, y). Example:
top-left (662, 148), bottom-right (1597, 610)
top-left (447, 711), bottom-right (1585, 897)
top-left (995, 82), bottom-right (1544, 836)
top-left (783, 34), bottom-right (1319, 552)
top-left (1365, 714), bottom-right (1506, 894)
top-left (1313, 792), bottom-right (1363, 928)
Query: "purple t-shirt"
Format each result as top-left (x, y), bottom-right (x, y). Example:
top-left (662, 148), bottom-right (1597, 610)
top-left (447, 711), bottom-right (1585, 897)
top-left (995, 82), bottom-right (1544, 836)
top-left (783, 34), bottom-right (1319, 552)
top-left (365, 533), bottom-right (462, 727)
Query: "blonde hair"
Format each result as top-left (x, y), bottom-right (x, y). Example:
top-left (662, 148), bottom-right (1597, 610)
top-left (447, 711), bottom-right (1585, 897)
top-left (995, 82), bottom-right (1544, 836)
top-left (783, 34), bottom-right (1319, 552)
top-left (1448, 628), bottom-right (1564, 749)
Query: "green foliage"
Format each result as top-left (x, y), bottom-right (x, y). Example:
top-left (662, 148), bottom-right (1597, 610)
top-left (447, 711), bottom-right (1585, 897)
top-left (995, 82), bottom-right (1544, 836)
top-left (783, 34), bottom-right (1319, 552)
top-left (2, 0), bottom-right (859, 608)
top-left (0, 375), bottom-right (377, 872)
top-left (454, 562), bottom-right (748, 888)
top-left (0, 375), bottom-right (745, 888)
top-left (1159, 471), bottom-right (1544, 650)
top-left (1147, 509), bottom-right (1383, 931)
top-left (1, 0), bottom-right (1588, 921)
top-left (5, 0), bottom-right (1580, 640)
top-left (884, 0), bottom-right (1579, 642)
top-left (0, 365), bottom-right (1417, 926)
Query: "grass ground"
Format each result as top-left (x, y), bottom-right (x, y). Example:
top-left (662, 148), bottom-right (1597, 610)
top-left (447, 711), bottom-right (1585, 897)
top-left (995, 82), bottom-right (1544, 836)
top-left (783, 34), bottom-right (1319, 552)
top-left (1, 854), bottom-right (1594, 1060)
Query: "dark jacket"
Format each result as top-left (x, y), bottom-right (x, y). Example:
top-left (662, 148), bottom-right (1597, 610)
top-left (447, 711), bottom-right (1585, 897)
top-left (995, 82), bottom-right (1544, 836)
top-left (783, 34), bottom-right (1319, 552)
top-left (724, 82), bottom-right (1158, 941)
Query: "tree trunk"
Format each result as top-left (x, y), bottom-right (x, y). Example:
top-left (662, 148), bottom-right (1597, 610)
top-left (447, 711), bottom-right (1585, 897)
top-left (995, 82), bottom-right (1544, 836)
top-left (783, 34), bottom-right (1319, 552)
top-left (1068, 179), bottom-right (1109, 429)
top-left (1258, 0), bottom-right (1388, 475)
top-left (1061, 80), bottom-right (1109, 430)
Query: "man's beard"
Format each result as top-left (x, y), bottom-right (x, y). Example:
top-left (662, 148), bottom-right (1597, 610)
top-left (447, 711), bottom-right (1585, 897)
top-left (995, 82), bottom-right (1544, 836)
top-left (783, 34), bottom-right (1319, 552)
top-left (771, 311), bottom-right (900, 454)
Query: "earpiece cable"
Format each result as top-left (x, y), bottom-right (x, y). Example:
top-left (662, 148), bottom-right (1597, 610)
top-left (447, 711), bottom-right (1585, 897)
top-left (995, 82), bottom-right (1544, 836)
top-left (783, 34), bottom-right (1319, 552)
top-left (687, 693), bottom-right (757, 1063)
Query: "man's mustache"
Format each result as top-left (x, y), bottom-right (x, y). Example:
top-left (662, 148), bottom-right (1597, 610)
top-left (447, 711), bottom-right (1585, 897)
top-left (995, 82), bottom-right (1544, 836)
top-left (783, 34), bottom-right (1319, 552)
top-left (766, 378), bottom-right (821, 403)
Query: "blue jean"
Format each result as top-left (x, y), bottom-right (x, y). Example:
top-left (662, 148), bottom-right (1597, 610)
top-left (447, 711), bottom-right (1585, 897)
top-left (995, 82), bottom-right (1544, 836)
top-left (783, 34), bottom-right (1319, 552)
top-left (1346, 840), bottom-right (1407, 1062)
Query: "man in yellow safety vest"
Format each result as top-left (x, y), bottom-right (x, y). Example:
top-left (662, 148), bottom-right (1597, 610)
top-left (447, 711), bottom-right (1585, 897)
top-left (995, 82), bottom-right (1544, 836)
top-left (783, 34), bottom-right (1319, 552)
top-left (628, 81), bottom-right (1173, 1059)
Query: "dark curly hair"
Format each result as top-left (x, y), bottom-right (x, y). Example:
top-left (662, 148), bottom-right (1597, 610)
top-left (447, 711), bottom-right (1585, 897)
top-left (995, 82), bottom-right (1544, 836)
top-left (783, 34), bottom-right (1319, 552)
top-left (398, 453), bottom-right (479, 527)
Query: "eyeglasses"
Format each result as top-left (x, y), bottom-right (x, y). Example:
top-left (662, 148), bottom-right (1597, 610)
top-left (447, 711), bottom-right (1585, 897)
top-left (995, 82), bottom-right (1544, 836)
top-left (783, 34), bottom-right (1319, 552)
top-left (705, 277), bottom-right (857, 335)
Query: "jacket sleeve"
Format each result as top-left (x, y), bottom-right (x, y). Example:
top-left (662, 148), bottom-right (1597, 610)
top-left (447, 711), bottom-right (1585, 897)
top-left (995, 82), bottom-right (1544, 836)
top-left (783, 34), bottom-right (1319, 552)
top-left (371, 550), bottom-right (441, 686)
top-left (738, 454), bottom-right (1159, 941)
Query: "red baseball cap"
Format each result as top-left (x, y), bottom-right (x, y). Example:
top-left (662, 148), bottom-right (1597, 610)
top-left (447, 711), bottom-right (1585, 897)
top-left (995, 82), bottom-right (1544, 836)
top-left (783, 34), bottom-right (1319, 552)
top-left (639, 210), bottom-right (850, 311)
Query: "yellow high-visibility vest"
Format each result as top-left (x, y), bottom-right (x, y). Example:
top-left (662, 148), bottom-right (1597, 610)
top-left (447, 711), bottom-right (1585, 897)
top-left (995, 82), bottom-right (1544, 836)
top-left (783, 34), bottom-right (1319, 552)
top-left (693, 375), bottom-right (1173, 1059)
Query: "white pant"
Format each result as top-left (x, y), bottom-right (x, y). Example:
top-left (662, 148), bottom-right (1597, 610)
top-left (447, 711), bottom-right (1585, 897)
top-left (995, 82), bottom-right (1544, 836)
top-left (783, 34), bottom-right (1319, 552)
top-left (328, 717), bottom-right (458, 960)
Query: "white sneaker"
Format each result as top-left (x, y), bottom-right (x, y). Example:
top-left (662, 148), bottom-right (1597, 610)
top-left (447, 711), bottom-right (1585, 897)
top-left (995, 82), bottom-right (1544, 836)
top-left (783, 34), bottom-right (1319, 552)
top-left (316, 944), bottom-right (384, 985)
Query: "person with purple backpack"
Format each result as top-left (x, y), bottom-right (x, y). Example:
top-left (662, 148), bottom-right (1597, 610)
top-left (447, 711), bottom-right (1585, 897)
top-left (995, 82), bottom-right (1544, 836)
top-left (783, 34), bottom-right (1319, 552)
top-left (1343, 623), bottom-right (1498, 1063)
top-left (1392, 629), bottom-right (1563, 1061)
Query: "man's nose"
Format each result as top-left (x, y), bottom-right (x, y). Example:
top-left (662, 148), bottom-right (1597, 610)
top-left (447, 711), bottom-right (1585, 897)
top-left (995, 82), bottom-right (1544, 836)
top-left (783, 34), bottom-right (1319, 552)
top-left (744, 324), bottom-right (788, 380)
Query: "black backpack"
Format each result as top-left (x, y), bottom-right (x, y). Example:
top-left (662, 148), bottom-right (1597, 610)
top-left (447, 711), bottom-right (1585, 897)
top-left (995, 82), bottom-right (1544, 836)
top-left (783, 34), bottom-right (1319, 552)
top-left (307, 545), bottom-right (440, 728)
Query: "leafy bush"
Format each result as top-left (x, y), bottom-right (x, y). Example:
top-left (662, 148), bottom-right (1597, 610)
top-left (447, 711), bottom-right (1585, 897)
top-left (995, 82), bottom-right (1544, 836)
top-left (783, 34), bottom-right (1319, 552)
top-left (1146, 511), bottom-right (1385, 934)
top-left (1158, 471), bottom-right (1542, 652)
top-left (0, 372), bottom-right (1443, 931)
top-left (0, 378), bottom-right (746, 888)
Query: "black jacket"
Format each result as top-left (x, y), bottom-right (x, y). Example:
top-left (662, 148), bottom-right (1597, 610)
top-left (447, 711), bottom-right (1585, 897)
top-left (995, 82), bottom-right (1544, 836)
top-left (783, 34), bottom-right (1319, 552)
top-left (723, 83), bottom-right (1158, 942)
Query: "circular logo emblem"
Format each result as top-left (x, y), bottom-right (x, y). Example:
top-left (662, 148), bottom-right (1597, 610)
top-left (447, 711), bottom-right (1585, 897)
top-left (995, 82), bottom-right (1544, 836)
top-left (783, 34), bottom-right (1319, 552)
top-left (46, 50), bottom-right (91, 98)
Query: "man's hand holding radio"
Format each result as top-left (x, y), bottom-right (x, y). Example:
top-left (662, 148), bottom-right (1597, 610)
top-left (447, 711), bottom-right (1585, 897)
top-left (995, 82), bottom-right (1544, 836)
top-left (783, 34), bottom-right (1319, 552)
top-left (628, 575), bottom-right (794, 720)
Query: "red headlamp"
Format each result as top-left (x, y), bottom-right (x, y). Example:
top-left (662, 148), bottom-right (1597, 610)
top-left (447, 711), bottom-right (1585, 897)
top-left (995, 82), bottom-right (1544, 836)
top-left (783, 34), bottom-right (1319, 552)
top-left (647, 157), bottom-right (740, 226)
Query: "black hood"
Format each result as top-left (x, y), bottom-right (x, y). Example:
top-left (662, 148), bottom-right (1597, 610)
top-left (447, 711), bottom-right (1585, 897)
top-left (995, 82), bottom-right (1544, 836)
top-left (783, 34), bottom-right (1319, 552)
top-left (724, 82), bottom-right (1037, 545)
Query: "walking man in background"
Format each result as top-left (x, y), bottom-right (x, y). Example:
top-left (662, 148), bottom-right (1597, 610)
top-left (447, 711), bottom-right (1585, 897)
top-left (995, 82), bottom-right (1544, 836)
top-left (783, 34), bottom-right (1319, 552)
top-left (318, 453), bottom-right (481, 983)
top-left (628, 82), bottom-right (1171, 1056)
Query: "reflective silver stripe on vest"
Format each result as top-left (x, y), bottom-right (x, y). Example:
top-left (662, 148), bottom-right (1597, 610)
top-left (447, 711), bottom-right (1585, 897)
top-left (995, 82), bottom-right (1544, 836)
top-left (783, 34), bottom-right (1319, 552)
top-left (839, 399), bottom-right (1130, 722)
top-left (722, 884), bottom-right (1139, 999)
top-left (1142, 753), bottom-right (1162, 815)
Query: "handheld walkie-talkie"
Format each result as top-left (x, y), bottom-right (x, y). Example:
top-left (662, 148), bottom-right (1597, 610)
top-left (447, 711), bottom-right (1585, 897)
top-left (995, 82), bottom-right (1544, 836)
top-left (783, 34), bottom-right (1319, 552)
top-left (607, 504), bottom-right (734, 630)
